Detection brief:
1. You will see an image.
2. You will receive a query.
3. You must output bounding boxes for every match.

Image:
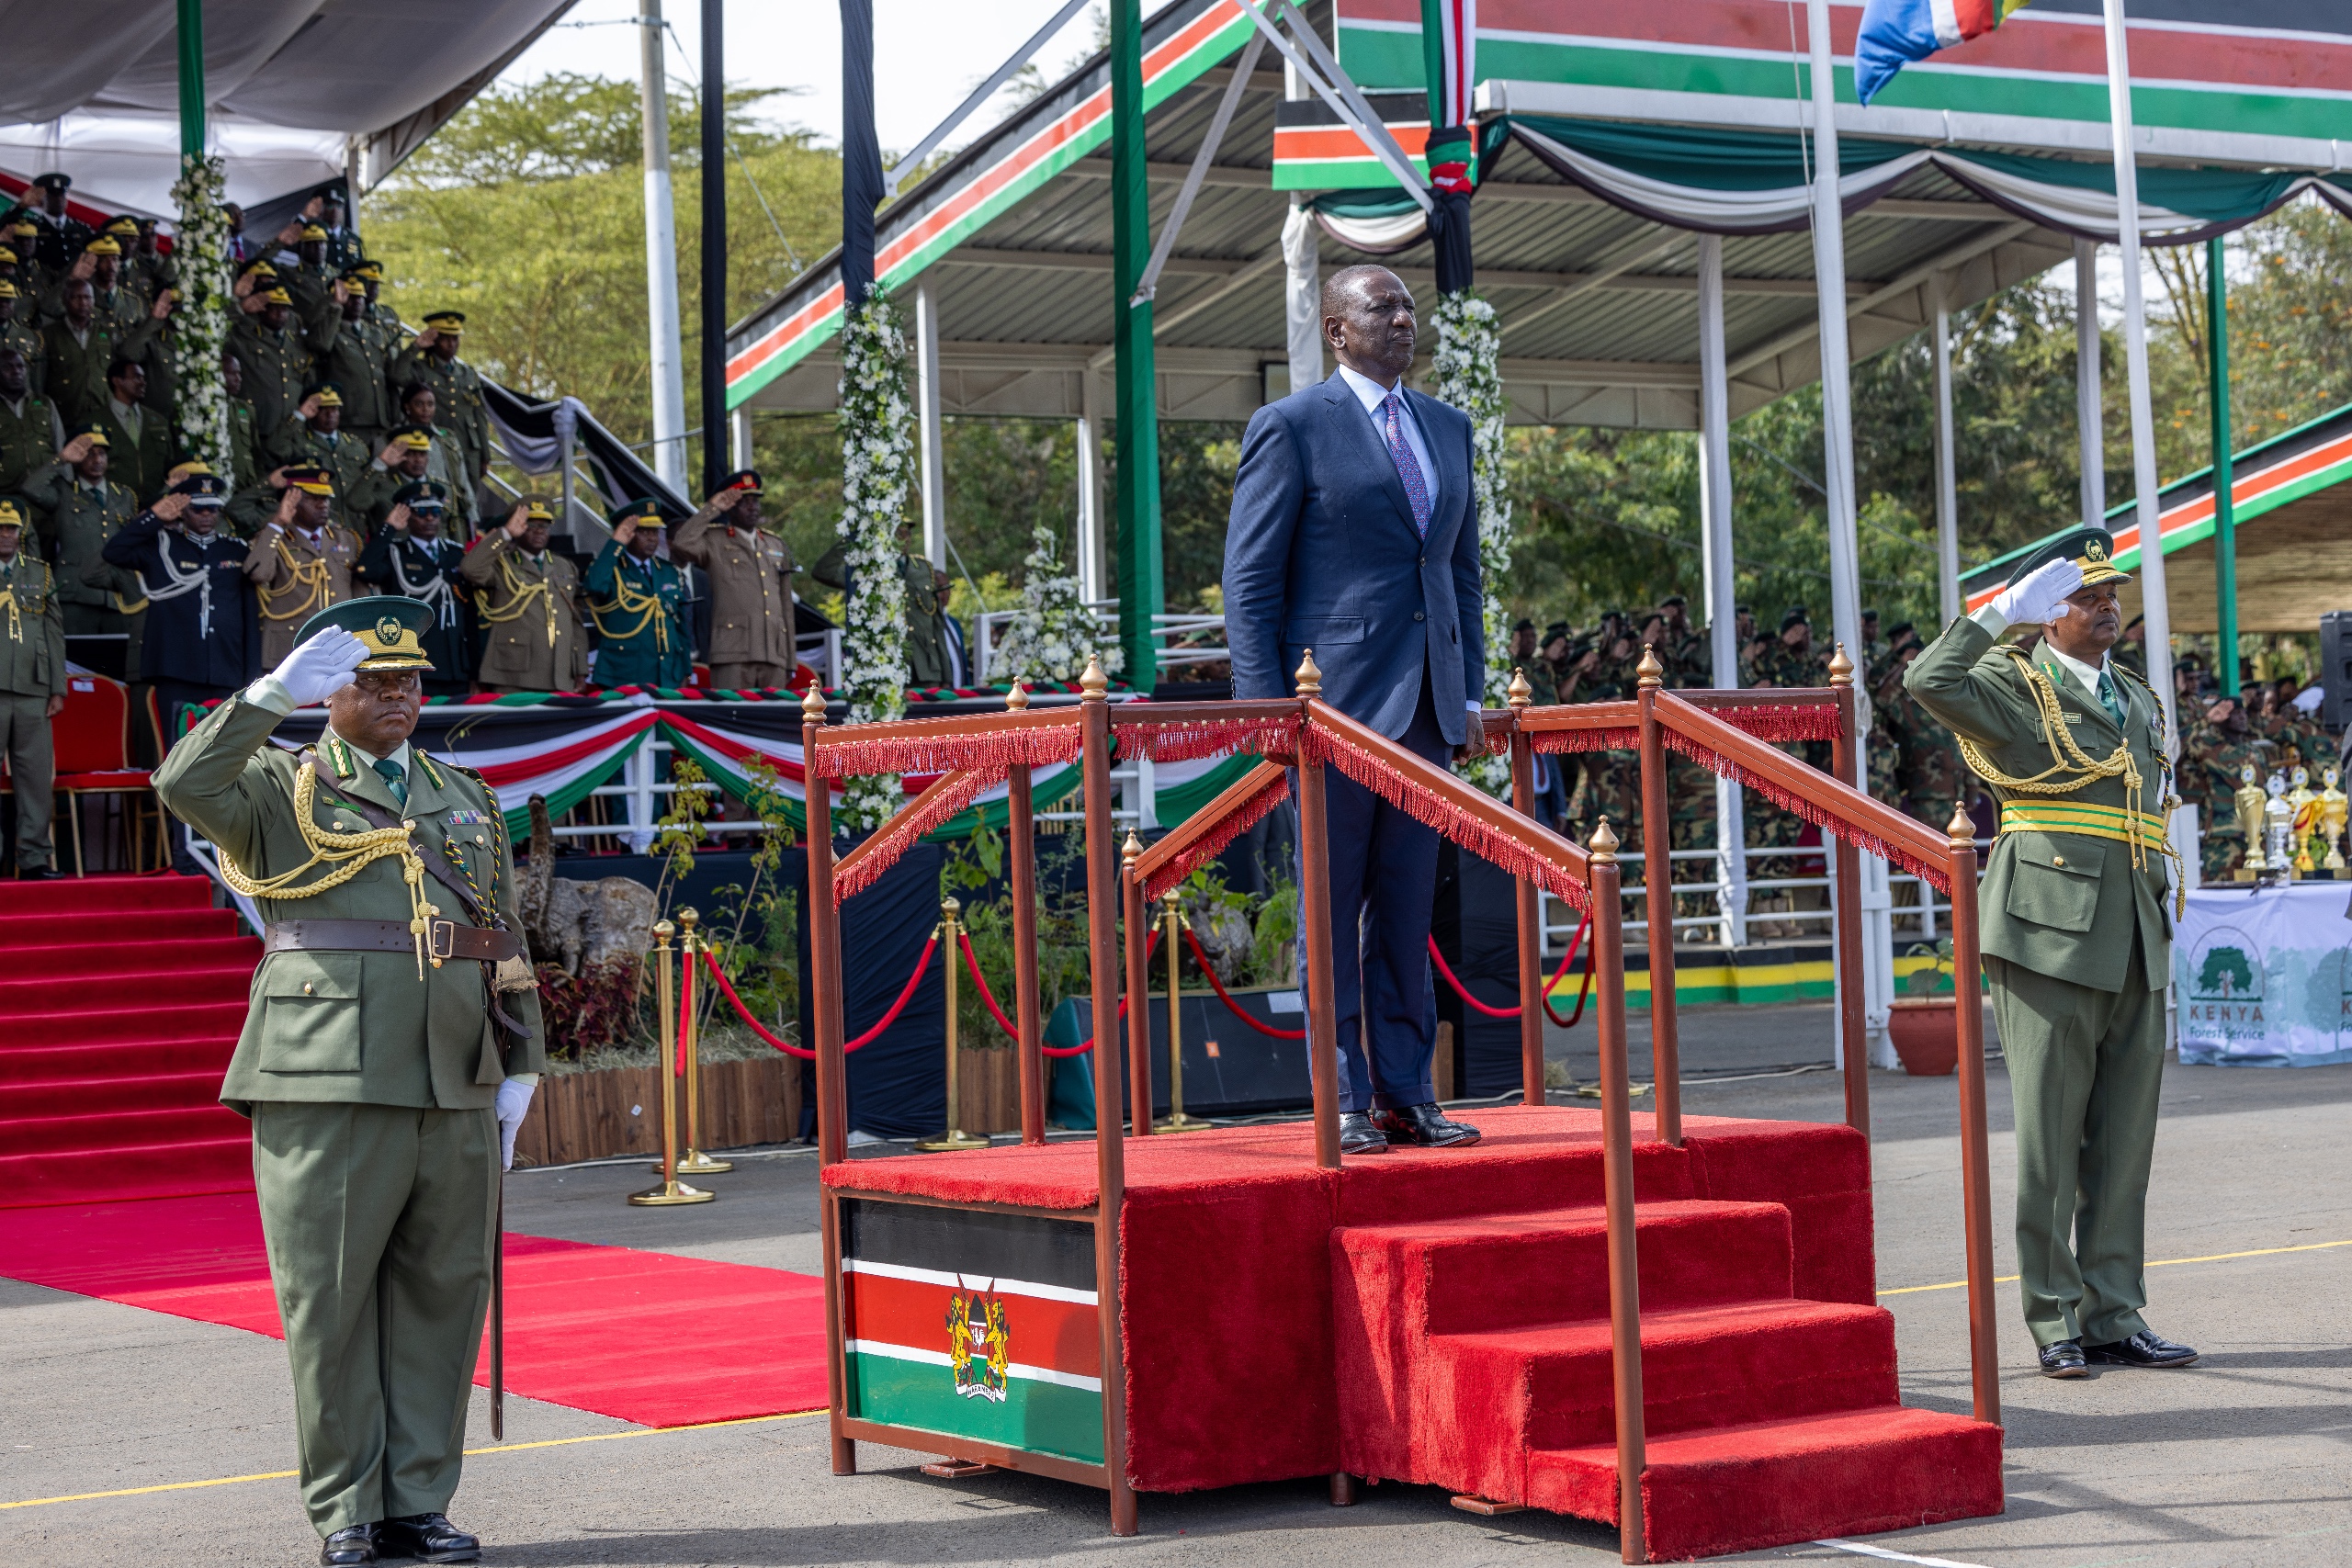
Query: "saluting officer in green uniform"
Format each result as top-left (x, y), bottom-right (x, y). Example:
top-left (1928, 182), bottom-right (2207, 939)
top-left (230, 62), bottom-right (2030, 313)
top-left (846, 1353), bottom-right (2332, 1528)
top-left (153, 597), bottom-right (545, 1567)
top-left (0, 500), bottom-right (65, 877)
top-left (586, 497), bottom-right (692, 689)
top-left (1905, 527), bottom-right (2199, 1379)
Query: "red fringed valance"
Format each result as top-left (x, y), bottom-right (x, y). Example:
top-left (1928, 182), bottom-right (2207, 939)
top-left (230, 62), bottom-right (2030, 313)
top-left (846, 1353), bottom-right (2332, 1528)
top-left (813, 720), bottom-right (1081, 781)
top-left (1302, 725), bottom-right (1590, 912)
top-left (1657, 728), bottom-right (1951, 893)
top-left (834, 768), bottom-right (998, 903)
top-left (1530, 727), bottom-right (1641, 754)
top-left (1140, 771), bottom-right (1291, 903)
top-left (1114, 715), bottom-right (1300, 764)
top-left (1716, 703), bottom-right (1842, 743)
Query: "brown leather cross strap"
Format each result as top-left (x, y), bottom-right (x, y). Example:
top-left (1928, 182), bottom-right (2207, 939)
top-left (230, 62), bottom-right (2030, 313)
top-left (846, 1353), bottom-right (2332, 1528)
top-left (265, 918), bottom-right (526, 964)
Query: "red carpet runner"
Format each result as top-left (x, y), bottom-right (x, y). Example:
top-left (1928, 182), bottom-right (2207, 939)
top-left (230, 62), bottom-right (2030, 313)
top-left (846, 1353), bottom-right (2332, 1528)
top-left (0, 874), bottom-right (258, 1208)
top-left (0, 1193), bottom-right (828, 1428)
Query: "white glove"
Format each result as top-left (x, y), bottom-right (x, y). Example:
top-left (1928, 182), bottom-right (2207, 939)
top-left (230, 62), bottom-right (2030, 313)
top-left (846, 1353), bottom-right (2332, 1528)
top-left (273, 626), bottom-right (367, 707)
top-left (496, 1077), bottom-right (536, 1170)
top-left (1990, 557), bottom-right (2084, 628)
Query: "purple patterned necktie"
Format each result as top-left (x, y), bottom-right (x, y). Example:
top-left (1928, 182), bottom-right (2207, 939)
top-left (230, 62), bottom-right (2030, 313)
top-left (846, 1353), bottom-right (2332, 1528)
top-left (1381, 391), bottom-right (1432, 537)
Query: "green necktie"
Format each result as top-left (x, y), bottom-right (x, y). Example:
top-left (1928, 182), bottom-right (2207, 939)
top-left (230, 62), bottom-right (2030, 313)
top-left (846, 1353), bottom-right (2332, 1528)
top-left (2095, 669), bottom-right (2125, 730)
top-left (373, 757), bottom-right (409, 808)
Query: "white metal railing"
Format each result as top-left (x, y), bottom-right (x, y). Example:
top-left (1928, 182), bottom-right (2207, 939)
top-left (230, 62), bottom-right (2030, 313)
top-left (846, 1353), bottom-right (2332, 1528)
top-left (972, 606), bottom-right (1227, 683)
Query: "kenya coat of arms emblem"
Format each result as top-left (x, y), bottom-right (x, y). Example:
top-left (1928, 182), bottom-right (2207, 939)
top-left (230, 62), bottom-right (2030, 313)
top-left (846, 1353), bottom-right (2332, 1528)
top-left (946, 1290), bottom-right (1010, 1403)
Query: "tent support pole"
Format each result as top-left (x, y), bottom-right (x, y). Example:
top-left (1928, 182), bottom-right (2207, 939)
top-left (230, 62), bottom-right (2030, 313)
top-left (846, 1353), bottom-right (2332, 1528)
top-left (1697, 234), bottom-right (1745, 949)
top-left (2209, 234), bottom-right (2238, 698)
top-left (2076, 238), bottom-right (2104, 530)
top-left (1934, 278), bottom-right (1961, 626)
top-left (699, 0), bottom-right (729, 492)
top-left (1111, 0), bottom-right (1161, 691)
top-left (639, 0), bottom-right (688, 492)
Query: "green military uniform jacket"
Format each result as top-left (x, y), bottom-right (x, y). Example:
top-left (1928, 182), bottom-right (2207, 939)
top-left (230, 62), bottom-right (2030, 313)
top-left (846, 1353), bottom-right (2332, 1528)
top-left (393, 348), bottom-right (491, 487)
top-left (461, 530), bottom-right (587, 690)
top-left (21, 464), bottom-right (138, 620)
top-left (1, 312), bottom-right (46, 400)
top-left (227, 315), bottom-right (319, 442)
top-left (671, 504), bottom-right (795, 667)
top-left (96, 396), bottom-right (174, 506)
top-left (1905, 615), bottom-right (2172, 994)
top-left (276, 423), bottom-right (373, 536)
top-left (43, 313), bottom-right (157, 429)
top-left (0, 551), bottom-right (66, 697)
top-left (153, 698), bottom-right (548, 1113)
top-left (0, 388), bottom-right (56, 497)
top-left (313, 308), bottom-right (402, 443)
top-left (585, 541), bottom-right (691, 689)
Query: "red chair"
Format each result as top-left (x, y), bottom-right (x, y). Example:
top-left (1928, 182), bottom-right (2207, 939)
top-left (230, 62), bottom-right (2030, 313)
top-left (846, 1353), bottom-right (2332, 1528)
top-left (51, 674), bottom-right (155, 874)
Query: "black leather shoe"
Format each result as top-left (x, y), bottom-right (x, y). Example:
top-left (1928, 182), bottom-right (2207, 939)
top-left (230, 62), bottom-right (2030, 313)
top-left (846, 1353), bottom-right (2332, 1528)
top-left (378, 1514), bottom-right (480, 1563)
top-left (2037, 1339), bottom-right (2088, 1378)
top-left (1373, 1103), bottom-right (1483, 1148)
top-left (2084, 1329), bottom-right (2199, 1368)
top-left (320, 1525), bottom-right (377, 1566)
top-left (1338, 1112), bottom-right (1390, 1156)
top-left (18, 865), bottom-right (62, 881)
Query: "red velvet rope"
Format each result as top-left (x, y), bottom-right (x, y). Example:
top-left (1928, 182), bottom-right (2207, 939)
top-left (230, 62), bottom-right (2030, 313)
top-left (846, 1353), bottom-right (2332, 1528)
top-left (958, 930), bottom-right (1022, 1039)
top-left (1181, 926), bottom-right (1306, 1041)
top-left (694, 939), bottom-right (935, 1060)
top-left (1424, 915), bottom-right (1593, 1027)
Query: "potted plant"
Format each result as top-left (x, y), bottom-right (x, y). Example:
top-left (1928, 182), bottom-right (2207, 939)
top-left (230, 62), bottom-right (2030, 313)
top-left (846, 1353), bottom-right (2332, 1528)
top-left (1887, 940), bottom-right (1960, 1076)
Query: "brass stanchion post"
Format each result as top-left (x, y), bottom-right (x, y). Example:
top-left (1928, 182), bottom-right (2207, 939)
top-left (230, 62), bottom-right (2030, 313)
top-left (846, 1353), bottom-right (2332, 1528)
top-left (1153, 896), bottom-right (1209, 1132)
top-left (916, 897), bottom-right (989, 1151)
top-left (630, 919), bottom-right (713, 1205)
top-left (673, 907), bottom-right (735, 1176)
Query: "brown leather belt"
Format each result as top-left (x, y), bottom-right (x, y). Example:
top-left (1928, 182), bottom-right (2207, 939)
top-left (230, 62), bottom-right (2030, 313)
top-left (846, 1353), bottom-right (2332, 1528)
top-left (264, 919), bottom-right (526, 964)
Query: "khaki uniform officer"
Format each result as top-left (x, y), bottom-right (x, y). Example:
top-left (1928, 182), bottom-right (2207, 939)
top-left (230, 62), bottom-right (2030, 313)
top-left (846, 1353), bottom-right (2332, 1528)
top-left (153, 596), bottom-right (544, 1567)
top-left (0, 501), bottom-right (65, 877)
top-left (669, 470), bottom-right (797, 689)
top-left (246, 464), bottom-right (362, 668)
top-left (462, 497), bottom-right (586, 692)
top-left (1905, 527), bottom-right (2198, 1379)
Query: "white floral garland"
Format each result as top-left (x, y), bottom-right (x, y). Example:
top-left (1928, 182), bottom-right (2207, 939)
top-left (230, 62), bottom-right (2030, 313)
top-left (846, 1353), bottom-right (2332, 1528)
top-left (834, 290), bottom-right (915, 831)
top-left (1430, 291), bottom-right (1512, 797)
top-left (997, 513), bottom-right (1122, 685)
top-left (170, 155), bottom-right (233, 479)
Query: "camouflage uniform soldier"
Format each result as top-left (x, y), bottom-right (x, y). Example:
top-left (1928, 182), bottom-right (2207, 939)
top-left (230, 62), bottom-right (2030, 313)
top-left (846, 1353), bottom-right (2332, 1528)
top-left (2180, 696), bottom-right (2274, 880)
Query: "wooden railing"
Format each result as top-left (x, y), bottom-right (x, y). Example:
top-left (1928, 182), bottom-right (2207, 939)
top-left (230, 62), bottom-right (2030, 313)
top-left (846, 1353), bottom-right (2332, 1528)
top-left (796, 643), bottom-right (1997, 1562)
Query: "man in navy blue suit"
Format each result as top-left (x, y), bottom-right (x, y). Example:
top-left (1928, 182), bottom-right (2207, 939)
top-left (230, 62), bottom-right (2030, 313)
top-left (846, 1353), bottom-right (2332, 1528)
top-left (1223, 264), bottom-right (1485, 1156)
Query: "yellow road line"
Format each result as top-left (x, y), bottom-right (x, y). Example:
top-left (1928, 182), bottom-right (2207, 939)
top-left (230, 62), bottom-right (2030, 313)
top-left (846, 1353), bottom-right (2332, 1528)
top-left (0, 1409), bottom-right (823, 1512)
top-left (1878, 1237), bottom-right (2352, 1298)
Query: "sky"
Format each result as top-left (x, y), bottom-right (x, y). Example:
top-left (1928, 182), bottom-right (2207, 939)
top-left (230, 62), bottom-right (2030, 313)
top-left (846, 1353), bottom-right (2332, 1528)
top-left (498, 1), bottom-right (1179, 158)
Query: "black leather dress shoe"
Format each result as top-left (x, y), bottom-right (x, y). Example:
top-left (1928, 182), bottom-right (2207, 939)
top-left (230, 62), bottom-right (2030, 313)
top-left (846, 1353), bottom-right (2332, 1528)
top-left (1373, 1103), bottom-right (1483, 1148)
top-left (1338, 1112), bottom-right (1390, 1156)
top-left (19, 865), bottom-right (62, 881)
top-left (2037, 1339), bottom-right (2087, 1378)
top-left (320, 1524), bottom-right (377, 1566)
top-left (378, 1514), bottom-right (480, 1563)
top-left (2084, 1329), bottom-right (2199, 1368)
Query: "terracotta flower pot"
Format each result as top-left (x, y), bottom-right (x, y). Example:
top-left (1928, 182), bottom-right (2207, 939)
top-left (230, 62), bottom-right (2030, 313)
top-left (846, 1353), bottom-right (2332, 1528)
top-left (1887, 998), bottom-right (1960, 1077)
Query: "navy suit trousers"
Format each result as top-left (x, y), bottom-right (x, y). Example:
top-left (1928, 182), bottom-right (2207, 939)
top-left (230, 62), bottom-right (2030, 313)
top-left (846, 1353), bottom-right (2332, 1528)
top-left (1304, 666), bottom-right (1452, 1113)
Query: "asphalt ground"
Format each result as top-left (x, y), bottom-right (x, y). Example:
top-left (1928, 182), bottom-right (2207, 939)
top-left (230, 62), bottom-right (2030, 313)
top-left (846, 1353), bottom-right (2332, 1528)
top-left (5, 1010), bottom-right (2347, 1568)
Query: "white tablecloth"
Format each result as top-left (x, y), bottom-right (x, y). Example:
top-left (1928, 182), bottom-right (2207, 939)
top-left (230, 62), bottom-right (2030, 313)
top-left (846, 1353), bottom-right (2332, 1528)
top-left (2175, 881), bottom-right (2352, 1066)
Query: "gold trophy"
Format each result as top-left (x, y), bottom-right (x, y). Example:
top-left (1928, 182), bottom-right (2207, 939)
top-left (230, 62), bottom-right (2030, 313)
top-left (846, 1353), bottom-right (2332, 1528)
top-left (2235, 761), bottom-right (2267, 878)
top-left (2290, 766), bottom-right (2321, 874)
top-left (2324, 768), bottom-right (2348, 873)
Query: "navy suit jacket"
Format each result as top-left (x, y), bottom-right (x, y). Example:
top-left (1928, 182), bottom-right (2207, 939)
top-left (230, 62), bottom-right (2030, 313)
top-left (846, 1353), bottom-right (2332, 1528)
top-left (1222, 372), bottom-right (1483, 745)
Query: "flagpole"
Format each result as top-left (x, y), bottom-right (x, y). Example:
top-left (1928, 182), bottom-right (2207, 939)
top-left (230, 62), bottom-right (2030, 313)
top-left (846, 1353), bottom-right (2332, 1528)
top-left (2102, 0), bottom-right (2176, 750)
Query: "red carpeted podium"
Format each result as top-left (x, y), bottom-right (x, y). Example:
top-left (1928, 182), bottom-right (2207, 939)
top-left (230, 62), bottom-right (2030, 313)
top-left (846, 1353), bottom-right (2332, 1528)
top-left (825, 1107), bottom-right (2001, 1562)
top-left (0, 874), bottom-right (256, 1208)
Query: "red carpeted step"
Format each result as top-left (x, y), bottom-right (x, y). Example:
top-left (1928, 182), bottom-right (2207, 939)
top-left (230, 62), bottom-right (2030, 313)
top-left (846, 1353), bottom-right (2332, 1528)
top-left (0, 1035), bottom-right (240, 1085)
top-left (1426, 1300), bottom-right (1899, 1501)
top-left (11, 1000), bottom-right (249, 1050)
top-left (0, 1134), bottom-right (254, 1209)
top-left (7, 1069), bottom-right (232, 1120)
top-left (0, 908), bottom-right (241, 944)
top-left (3, 936), bottom-right (260, 981)
top-left (0, 874), bottom-right (217, 915)
top-left (1524, 1404), bottom-right (2006, 1562)
top-left (0, 969), bottom-right (254, 1015)
top-left (3, 1102), bottom-right (254, 1158)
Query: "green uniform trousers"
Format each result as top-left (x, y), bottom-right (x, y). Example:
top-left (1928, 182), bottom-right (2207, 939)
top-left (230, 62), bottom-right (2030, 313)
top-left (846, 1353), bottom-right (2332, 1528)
top-left (1986, 941), bottom-right (2165, 1348)
top-left (252, 1101), bottom-right (497, 1536)
top-left (0, 692), bottom-right (55, 869)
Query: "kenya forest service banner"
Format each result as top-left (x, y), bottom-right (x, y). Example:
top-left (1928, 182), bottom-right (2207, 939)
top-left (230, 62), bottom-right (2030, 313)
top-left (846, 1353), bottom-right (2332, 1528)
top-left (2175, 884), bottom-right (2352, 1068)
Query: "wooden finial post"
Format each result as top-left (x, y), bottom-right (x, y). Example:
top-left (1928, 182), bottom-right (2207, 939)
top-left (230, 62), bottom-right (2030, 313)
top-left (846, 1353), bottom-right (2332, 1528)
top-left (1948, 801), bottom-right (1977, 847)
top-left (801, 683), bottom-right (828, 720)
top-left (1294, 648), bottom-right (1322, 699)
top-left (1635, 648), bottom-right (1665, 691)
top-left (1827, 643), bottom-right (1855, 687)
top-left (1508, 666), bottom-right (1533, 709)
top-left (1006, 680), bottom-right (1031, 712)
top-left (1123, 829), bottom-right (1144, 867)
top-left (1589, 817), bottom-right (1620, 863)
top-left (1080, 655), bottom-right (1109, 701)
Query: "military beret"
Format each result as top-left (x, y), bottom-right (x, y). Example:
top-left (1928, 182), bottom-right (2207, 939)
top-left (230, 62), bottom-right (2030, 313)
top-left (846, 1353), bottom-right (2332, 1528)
top-left (31, 172), bottom-right (69, 190)
top-left (282, 463), bottom-right (334, 496)
top-left (307, 382), bottom-right (344, 407)
top-left (2003, 526), bottom-right (2129, 592)
top-left (393, 480), bottom-right (448, 510)
top-left (1513, 617), bottom-right (1535, 633)
top-left (718, 468), bottom-right (762, 495)
top-left (296, 595), bottom-right (435, 673)
top-left (84, 236), bottom-right (121, 257)
top-left (1543, 621), bottom-right (1570, 639)
top-left (423, 310), bottom-right (465, 332)
top-left (1659, 594), bottom-right (1688, 609)
top-left (612, 496), bottom-right (670, 528)
top-left (0, 500), bottom-right (24, 529)
top-left (1781, 605), bottom-right (1811, 631)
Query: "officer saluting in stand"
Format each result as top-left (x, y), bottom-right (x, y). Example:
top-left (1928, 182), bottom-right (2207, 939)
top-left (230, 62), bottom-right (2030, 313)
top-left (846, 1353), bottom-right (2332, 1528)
top-left (354, 480), bottom-right (472, 697)
top-left (1905, 527), bottom-right (2198, 1379)
top-left (153, 596), bottom-right (545, 1567)
top-left (585, 497), bottom-right (691, 690)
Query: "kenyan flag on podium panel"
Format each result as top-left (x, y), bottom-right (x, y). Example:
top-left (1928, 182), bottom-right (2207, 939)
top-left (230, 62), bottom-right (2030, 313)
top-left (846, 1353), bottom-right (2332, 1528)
top-left (840, 1198), bottom-right (1103, 1464)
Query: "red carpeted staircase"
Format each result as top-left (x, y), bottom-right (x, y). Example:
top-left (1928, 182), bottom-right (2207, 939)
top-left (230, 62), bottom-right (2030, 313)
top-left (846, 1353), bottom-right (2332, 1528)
top-left (1333, 1196), bottom-right (2002, 1561)
top-left (0, 874), bottom-right (257, 1209)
